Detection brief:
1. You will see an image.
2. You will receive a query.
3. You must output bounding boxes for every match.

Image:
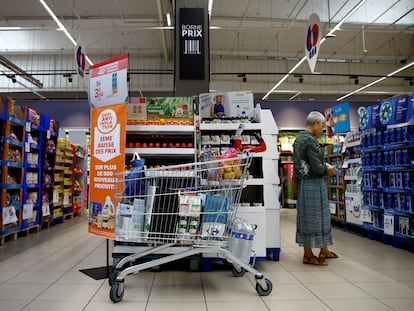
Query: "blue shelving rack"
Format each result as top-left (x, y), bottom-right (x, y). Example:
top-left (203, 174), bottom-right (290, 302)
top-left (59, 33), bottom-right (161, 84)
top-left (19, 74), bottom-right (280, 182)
top-left (22, 106), bottom-right (43, 230)
top-left (0, 97), bottom-right (26, 243)
top-left (40, 114), bottom-right (59, 226)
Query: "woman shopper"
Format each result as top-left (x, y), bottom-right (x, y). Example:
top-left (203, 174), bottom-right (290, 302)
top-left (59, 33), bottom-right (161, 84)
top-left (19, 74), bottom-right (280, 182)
top-left (293, 111), bottom-right (339, 266)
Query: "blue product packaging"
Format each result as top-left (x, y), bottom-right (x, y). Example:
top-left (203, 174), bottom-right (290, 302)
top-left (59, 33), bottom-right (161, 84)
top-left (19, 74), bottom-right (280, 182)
top-left (396, 150), bottom-right (402, 165)
top-left (404, 172), bottom-right (411, 189)
top-left (394, 96), bottom-right (412, 124)
top-left (367, 133), bottom-right (372, 146)
top-left (406, 195), bottom-right (412, 212)
top-left (383, 129), bottom-right (389, 144)
top-left (396, 172), bottom-right (403, 188)
top-left (389, 128), bottom-right (396, 143)
top-left (399, 195), bottom-right (405, 210)
top-left (389, 172), bottom-right (396, 188)
top-left (376, 131), bottom-right (382, 145)
top-left (373, 192), bottom-right (379, 206)
top-left (401, 126), bottom-right (408, 142)
top-left (389, 150), bottom-right (395, 165)
top-left (383, 150), bottom-right (389, 165)
top-left (361, 134), bottom-right (367, 147)
top-left (379, 193), bottom-right (384, 208)
top-left (402, 149), bottom-right (409, 165)
top-left (396, 127), bottom-right (402, 143)
top-left (379, 99), bottom-right (395, 126)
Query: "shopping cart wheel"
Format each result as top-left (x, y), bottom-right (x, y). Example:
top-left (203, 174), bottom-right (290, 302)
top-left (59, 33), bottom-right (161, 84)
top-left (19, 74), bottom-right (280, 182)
top-left (231, 266), bottom-right (246, 277)
top-left (108, 270), bottom-right (118, 286)
top-left (110, 281), bottom-right (125, 303)
top-left (255, 278), bottom-right (273, 296)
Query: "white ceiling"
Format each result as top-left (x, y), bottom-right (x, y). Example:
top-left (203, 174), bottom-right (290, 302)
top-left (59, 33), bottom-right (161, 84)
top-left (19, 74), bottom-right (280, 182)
top-left (0, 0), bottom-right (413, 101)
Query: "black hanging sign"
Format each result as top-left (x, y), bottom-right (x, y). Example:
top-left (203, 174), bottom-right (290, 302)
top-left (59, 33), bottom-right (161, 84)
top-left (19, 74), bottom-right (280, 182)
top-left (179, 8), bottom-right (205, 80)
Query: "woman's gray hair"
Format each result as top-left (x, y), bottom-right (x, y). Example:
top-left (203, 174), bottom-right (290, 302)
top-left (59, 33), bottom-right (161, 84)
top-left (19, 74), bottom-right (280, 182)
top-left (305, 111), bottom-right (325, 127)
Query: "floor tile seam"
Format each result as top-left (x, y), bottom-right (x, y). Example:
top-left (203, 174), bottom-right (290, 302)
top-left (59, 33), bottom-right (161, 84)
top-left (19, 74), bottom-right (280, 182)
top-left (196, 272), bottom-right (209, 311)
top-left (0, 235), bottom-right (100, 285)
top-left (17, 239), bottom-right (106, 310)
top-left (346, 280), bottom-right (404, 304)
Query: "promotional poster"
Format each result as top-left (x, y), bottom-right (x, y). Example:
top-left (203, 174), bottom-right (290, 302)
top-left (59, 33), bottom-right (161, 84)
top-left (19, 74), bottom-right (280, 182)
top-left (88, 104), bottom-right (126, 239)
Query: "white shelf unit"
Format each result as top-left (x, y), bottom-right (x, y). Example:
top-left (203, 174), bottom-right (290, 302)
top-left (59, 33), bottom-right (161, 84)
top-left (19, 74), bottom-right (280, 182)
top-left (124, 125), bottom-right (196, 165)
top-left (343, 137), bottom-right (363, 226)
top-left (199, 109), bottom-right (281, 261)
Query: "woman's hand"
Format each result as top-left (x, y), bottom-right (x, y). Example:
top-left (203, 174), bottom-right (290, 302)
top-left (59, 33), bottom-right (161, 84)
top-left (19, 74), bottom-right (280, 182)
top-left (326, 164), bottom-right (336, 176)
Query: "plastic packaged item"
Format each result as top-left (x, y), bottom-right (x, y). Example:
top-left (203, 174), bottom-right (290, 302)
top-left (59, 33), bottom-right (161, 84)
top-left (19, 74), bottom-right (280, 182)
top-left (228, 217), bottom-right (256, 264)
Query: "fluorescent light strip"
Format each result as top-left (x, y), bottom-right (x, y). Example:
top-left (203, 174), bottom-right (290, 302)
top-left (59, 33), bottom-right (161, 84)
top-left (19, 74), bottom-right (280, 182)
top-left (166, 13), bottom-right (171, 27)
top-left (0, 27), bottom-right (22, 30)
top-left (262, 0), bottom-right (367, 100)
top-left (39, 0), bottom-right (94, 66)
top-left (208, 0), bottom-right (214, 15)
top-left (262, 56), bottom-right (307, 99)
top-left (337, 61), bottom-right (414, 101)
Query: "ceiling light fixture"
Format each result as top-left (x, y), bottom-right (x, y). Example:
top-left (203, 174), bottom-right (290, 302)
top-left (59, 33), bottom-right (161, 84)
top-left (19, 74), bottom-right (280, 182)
top-left (38, 0), bottom-right (94, 66)
top-left (166, 13), bottom-right (171, 27)
top-left (208, 0), bottom-right (214, 15)
top-left (0, 27), bottom-right (22, 30)
top-left (262, 0), bottom-right (367, 100)
top-left (337, 61), bottom-right (414, 101)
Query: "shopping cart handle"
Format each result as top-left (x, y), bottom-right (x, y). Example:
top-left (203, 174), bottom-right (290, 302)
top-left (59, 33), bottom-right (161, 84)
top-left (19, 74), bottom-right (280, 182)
top-left (235, 133), bottom-right (266, 153)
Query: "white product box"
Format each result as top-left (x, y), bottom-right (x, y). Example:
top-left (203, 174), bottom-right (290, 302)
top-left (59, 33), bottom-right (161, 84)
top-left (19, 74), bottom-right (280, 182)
top-left (345, 192), bottom-right (363, 226)
top-left (209, 135), bottom-right (220, 145)
top-left (384, 214), bottom-right (394, 236)
top-left (223, 91), bottom-right (254, 119)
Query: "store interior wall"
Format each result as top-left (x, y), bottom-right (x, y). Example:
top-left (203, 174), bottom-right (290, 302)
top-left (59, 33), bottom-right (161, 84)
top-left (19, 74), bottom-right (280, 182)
top-left (16, 99), bottom-right (370, 130)
top-left (16, 100), bottom-right (90, 128)
top-left (259, 100), bottom-right (369, 130)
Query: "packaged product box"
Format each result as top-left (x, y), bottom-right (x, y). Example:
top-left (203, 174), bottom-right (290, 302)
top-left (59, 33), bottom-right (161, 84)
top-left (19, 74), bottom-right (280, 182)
top-left (223, 91), bottom-right (254, 119)
top-left (127, 97), bottom-right (147, 120)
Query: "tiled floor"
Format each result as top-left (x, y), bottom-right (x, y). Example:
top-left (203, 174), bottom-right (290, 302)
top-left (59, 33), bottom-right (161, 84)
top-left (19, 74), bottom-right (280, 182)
top-left (0, 209), bottom-right (413, 311)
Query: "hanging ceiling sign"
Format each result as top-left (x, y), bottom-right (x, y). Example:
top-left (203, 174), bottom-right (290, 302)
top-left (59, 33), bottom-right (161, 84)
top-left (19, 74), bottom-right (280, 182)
top-left (75, 45), bottom-right (86, 78)
top-left (179, 7), bottom-right (205, 80)
top-left (89, 54), bottom-right (129, 108)
top-left (305, 13), bottom-right (321, 73)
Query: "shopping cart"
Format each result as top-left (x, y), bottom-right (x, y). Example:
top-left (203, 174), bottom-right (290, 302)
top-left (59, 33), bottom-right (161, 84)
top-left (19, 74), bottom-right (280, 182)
top-left (109, 148), bottom-right (273, 303)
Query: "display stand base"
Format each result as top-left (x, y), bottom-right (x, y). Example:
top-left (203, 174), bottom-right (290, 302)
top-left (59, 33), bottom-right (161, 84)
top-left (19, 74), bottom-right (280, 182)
top-left (79, 266), bottom-right (112, 280)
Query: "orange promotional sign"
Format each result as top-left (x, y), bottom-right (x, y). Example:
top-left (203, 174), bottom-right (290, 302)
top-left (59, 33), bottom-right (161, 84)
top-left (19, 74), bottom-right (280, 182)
top-left (88, 103), bottom-right (126, 239)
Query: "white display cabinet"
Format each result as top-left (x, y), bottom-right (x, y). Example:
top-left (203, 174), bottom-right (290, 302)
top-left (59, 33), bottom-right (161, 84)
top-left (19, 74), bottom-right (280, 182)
top-left (199, 109), bottom-right (280, 261)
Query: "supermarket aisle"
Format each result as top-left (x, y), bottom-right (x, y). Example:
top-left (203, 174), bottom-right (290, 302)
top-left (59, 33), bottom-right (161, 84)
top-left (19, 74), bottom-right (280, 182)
top-left (0, 209), bottom-right (413, 311)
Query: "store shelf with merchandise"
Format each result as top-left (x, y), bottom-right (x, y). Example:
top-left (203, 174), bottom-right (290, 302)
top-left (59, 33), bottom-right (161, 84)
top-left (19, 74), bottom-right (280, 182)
top-left (360, 122), bottom-right (414, 246)
top-left (72, 144), bottom-right (87, 216)
top-left (41, 116), bottom-right (59, 227)
top-left (342, 132), bottom-right (363, 227)
top-left (199, 109), bottom-right (280, 261)
top-left (125, 123), bottom-right (196, 167)
top-left (0, 97), bottom-right (26, 244)
top-left (324, 144), bottom-right (346, 222)
top-left (22, 106), bottom-right (43, 232)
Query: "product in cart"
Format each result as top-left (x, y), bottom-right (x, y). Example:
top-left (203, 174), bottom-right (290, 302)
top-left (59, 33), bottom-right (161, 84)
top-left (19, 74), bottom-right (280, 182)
top-left (109, 144), bottom-right (273, 303)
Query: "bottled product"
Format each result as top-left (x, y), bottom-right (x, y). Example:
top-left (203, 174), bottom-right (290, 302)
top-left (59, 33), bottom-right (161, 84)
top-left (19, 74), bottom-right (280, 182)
top-left (102, 196), bottom-right (114, 218)
top-left (228, 217), bottom-right (256, 264)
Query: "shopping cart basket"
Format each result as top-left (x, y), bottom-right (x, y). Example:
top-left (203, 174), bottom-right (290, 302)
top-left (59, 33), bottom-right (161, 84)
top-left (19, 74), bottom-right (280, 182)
top-left (109, 152), bottom-right (273, 302)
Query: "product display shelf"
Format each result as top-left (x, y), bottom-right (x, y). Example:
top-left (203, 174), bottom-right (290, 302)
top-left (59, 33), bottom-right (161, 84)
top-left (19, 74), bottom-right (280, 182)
top-left (72, 144), bottom-right (87, 216)
top-left (60, 138), bottom-right (74, 218)
top-left (360, 124), bottom-right (414, 250)
top-left (343, 133), bottom-right (364, 226)
top-left (40, 116), bottom-right (59, 227)
top-left (125, 124), bottom-right (196, 167)
top-left (52, 141), bottom-right (65, 221)
top-left (21, 106), bottom-right (43, 231)
top-left (324, 144), bottom-right (346, 221)
top-left (199, 109), bottom-right (281, 261)
top-left (0, 97), bottom-right (26, 243)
